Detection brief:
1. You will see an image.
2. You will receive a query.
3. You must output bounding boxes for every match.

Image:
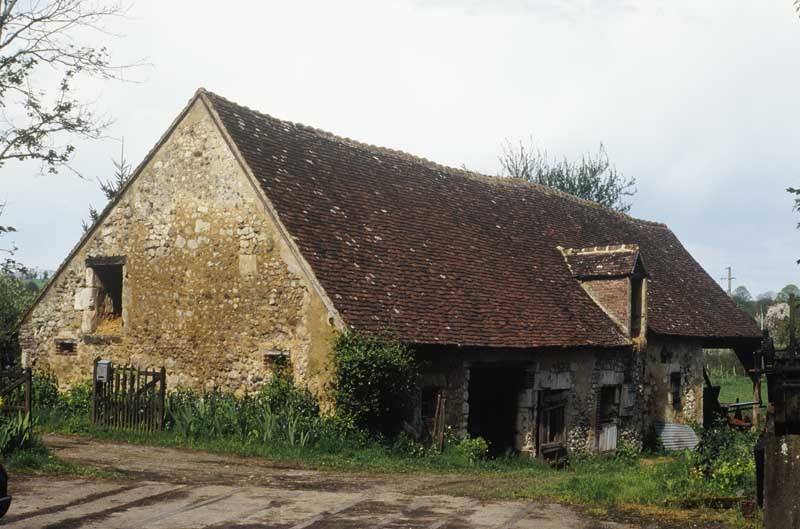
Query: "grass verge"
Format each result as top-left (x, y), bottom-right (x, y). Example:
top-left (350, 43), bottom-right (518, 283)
top-left (5, 442), bottom-right (120, 479)
top-left (39, 422), bottom-right (759, 529)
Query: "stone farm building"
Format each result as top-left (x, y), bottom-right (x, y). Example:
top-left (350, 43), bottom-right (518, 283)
top-left (18, 89), bottom-right (761, 456)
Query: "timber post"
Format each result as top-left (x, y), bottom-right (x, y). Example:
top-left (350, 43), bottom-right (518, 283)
top-left (91, 357), bottom-right (98, 423)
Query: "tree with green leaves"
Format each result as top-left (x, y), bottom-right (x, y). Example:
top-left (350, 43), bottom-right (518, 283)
top-left (499, 139), bottom-right (637, 213)
top-left (732, 286), bottom-right (752, 302)
top-left (0, 216), bottom-right (33, 365)
top-left (0, 264), bottom-right (34, 365)
top-left (777, 284), bottom-right (800, 303)
top-left (732, 286), bottom-right (755, 318)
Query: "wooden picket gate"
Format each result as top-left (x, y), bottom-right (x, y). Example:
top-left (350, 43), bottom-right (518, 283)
top-left (0, 367), bottom-right (32, 416)
top-left (91, 359), bottom-right (166, 432)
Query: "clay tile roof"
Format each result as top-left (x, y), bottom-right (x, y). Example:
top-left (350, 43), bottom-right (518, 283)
top-left (202, 90), bottom-right (761, 348)
top-left (562, 245), bottom-right (644, 279)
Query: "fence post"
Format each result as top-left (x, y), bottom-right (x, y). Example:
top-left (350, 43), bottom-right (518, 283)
top-left (91, 357), bottom-right (98, 424)
top-left (158, 366), bottom-right (166, 431)
top-left (24, 367), bottom-right (31, 417)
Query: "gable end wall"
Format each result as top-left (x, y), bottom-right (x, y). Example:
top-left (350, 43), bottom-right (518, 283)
top-left (18, 100), bottom-right (337, 395)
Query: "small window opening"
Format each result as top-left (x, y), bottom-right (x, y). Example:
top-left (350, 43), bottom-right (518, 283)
top-left (94, 265), bottom-right (123, 318)
top-left (87, 259), bottom-right (124, 335)
top-left (670, 372), bottom-right (682, 411)
top-left (264, 350), bottom-right (288, 370)
top-left (55, 339), bottom-right (76, 355)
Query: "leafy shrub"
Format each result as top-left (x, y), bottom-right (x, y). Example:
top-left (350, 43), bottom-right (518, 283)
top-left (165, 369), bottom-right (322, 448)
top-left (614, 438), bottom-right (641, 462)
top-left (30, 377), bottom-right (93, 432)
top-left (391, 431), bottom-right (429, 457)
top-left (452, 436), bottom-right (489, 463)
top-left (0, 412), bottom-right (34, 455)
top-left (685, 422), bottom-right (757, 498)
top-left (59, 380), bottom-right (93, 415)
top-left (32, 370), bottom-right (60, 410)
top-left (331, 331), bottom-right (418, 437)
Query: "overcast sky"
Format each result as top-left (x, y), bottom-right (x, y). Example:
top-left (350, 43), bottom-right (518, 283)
top-left (1, 0), bottom-right (799, 296)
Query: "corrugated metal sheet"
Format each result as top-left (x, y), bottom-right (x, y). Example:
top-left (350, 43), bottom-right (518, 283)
top-left (655, 422), bottom-right (699, 451)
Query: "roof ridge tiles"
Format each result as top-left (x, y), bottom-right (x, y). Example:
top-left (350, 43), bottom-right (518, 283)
top-left (562, 244), bottom-right (640, 255)
top-left (199, 88), bottom-right (667, 229)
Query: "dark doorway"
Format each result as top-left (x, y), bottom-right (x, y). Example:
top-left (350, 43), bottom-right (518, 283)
top-left (468, 364), bottom-right (524, 455)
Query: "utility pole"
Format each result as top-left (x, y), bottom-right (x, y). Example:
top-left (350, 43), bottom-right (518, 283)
top-left (790, 293), bottom-right (797, 356)
top-left (720, 266), bottom-right (736, 296)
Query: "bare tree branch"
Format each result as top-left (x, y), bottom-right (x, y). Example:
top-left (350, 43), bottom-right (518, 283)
top-left (0, 0), bottom-right (138, 174)
top-left (499, 137), bottom-right (637, 213)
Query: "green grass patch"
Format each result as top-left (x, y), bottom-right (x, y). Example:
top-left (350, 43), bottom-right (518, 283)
top-left (716, 375), bottom-right (766, 405)
top-left (5, 442), bottom-right (120, 479)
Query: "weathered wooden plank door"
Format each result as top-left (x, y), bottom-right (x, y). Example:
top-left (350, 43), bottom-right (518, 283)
top-left (599, 422), bottom-right (618, 452)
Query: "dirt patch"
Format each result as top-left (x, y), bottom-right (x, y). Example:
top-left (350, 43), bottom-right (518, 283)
top-left (21, 434), bottom-right (643, 529)
top-left (43, 434), bottom-right (388, 492)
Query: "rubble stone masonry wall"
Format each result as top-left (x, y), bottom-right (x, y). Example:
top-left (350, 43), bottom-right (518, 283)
top-left (644, 338), bottom-right (704, 426)
top-left (18, 100), bottom-right (337, 396)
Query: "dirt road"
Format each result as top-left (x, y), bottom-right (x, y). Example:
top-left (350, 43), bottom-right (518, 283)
top-left (5, 435), bottom-right (632, 529)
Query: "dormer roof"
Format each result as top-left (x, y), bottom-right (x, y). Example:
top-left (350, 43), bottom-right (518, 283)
top-left (561, 245), bottom-right (647, 280)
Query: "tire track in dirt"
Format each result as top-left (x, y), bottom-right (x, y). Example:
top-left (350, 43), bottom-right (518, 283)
top-left (2, 484), bottom-right (139, 524)
top-left (38, 486), bottom-right (192, 529)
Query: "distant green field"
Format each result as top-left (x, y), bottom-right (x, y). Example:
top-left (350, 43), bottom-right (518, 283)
top-left (715, 375), bottom-right (766, 405)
